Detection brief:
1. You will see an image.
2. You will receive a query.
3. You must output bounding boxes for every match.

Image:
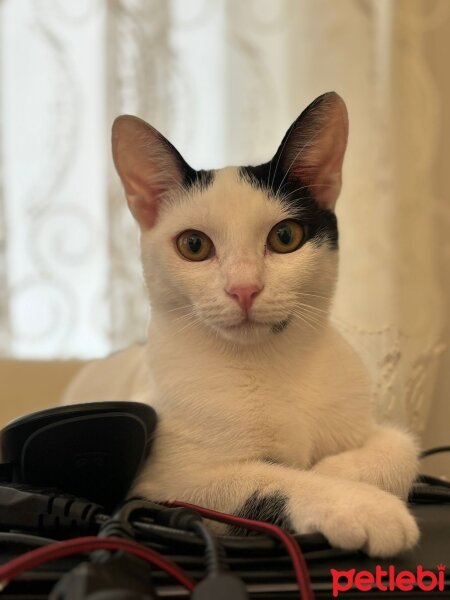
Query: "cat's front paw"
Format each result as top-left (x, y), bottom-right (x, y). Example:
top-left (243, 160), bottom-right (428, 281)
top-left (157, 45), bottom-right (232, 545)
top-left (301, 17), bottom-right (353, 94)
top-left (312, 452), bottom-right (414, 499)
top-left (288, 482), bottom-right (419, 557)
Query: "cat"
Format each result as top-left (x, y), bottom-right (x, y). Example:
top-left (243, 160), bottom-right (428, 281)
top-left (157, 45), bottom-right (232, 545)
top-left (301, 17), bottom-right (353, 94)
top-left (63, 92), bottom-right (419, 557)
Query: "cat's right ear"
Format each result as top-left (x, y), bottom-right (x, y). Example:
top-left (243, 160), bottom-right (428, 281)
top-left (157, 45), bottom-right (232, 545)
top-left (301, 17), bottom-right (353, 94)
top-left (112, 116), bottom-right (186, 229)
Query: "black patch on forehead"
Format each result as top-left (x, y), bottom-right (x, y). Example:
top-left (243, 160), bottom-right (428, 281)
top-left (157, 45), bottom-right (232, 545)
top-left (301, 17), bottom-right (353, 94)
top-left (239, 163), bottom-right (338, 249)
top-left (156, 130), bottom-right (215, 193)
top-left (183, 167), bottom-right (215, 191)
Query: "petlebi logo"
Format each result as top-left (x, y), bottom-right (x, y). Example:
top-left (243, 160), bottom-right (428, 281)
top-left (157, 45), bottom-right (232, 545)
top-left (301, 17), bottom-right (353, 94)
top-left (331, 564), bottom-right (446, 597)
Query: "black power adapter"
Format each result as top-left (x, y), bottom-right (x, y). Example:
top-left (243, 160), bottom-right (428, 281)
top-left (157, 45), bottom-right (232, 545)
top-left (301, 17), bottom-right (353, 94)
top-left (0, 402), bottom-right (157, 510)
top-left (50, 554), bottom-right (158, 600)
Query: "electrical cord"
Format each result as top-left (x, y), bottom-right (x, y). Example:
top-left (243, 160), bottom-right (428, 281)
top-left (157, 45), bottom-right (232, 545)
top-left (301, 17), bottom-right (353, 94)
top-left (416, 474), bottom-right (450, 489)
top-left (151, 505), bottom-right (226, 574)
top-left (131, 517), bottom-right (331, 555)
top-left (115, 499), bottom-right (249, 599)
top-left (190, 519), bottom-right (225, 575)
top-left (5, 474), bottom-right (450, 599)
top-left (0, 483), bottom-right (103, 533)
top-left (47, 501), bottom-right (202, 599)
top-left (168, 500), bottom-right (314, 600)
top-left (421, 445), bottom-right (450, 458)
top-left (0, 535), bottom-right (196, 593)
top-left (0, 485), bottom-right (315, 598)
top-left (409, 482), bottom-right (450, 504)
top-left (410, 448), bottom-right (450, 504)
top-left (113, 497), bottom-right (313, 598)
top-left (187, 519), bottom-right (250, 600)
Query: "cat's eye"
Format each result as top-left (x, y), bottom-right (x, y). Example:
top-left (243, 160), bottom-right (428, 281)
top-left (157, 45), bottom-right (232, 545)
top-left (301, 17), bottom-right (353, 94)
top-left (176, 230), bottom-right (214, 261)
top-left (267, 220), bottom-right (305, 254)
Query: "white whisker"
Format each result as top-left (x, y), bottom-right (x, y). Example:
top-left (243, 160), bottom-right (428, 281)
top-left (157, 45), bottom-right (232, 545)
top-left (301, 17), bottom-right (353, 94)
top-left (291, 309), bottom-right (322, 334)
top-left (166, 303), bottom-right (194, 314)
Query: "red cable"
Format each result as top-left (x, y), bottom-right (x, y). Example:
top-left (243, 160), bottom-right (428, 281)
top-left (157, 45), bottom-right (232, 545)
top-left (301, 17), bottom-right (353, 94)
top-left (169, 500), bottom-right (315, 600)
top-left (0, 536), bottom-right (195, 592)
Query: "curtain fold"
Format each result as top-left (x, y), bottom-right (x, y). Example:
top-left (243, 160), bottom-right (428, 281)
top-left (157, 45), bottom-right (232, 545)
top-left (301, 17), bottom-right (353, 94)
top-left (105, 0), bottom-right (172, 349)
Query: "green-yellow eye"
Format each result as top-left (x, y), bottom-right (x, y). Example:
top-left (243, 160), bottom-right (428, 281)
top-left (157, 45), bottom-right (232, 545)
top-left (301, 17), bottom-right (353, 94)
top-left (267, 220), bottom-right (305, 253)
top-left (176, 230), bottom-right (214, 261)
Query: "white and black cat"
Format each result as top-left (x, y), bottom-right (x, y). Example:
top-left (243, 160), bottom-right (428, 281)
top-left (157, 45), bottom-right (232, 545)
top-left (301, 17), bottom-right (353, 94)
top-left (64, 92), bottom-right (419, 557)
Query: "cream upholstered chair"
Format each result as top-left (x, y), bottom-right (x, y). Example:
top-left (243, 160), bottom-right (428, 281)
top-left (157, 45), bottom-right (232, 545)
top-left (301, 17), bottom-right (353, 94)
top-left (0, 359), bottom-right (86, 427)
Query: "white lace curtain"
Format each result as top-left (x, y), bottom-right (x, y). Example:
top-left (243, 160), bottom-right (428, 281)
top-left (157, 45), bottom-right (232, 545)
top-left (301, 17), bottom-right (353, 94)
top-left (1, 0), bottom-right (449, 441)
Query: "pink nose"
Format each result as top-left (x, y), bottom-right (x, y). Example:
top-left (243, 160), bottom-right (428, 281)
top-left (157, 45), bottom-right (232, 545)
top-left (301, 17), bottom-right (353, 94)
top-left (225, 284), bottom-right (263, 312)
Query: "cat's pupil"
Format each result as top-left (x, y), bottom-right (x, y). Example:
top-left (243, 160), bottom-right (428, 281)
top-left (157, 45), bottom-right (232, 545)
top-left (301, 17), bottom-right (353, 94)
top-left (188, 235), bottom-right (202, 253)
top-left (277, 225), bottom-right (292, 245)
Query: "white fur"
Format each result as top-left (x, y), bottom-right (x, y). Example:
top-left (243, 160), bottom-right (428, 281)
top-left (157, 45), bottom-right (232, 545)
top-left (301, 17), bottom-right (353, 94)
top-left (64, 168), bottom-right (419, 557)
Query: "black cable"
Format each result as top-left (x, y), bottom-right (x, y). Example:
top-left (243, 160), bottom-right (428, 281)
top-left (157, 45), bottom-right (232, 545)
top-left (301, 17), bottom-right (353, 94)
top-left (0, 483), bottom-right (104, 532)
top-left (116, 497), bottom-right (165, 525)
top-left (410, 471), bottom-right (450, 502)
top-left (416, 473), bottom-right (450, 489)
top-left (118, 499), bottom-right (249, 598)
top-left (409, 482), bottom-right (450, 504)
top-left (149, 504), bottom-right (250, 598)
top-left (420, 445), bottom-right (450, 458)
top-left (190, 519), bottom-right (225, 576)
top-left (409, 471), bottom-right (450, 504)
top-left (151, 506), bottom-right (227, 574)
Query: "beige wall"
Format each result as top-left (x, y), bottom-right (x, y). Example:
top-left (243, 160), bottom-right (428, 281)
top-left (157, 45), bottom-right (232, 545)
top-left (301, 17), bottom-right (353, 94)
top-left (0, 360), bottom-right (84, 426)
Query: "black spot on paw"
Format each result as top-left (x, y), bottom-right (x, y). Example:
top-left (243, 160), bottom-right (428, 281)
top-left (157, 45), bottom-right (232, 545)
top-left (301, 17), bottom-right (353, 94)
top-left (229, 491), bottom-right (292, 535)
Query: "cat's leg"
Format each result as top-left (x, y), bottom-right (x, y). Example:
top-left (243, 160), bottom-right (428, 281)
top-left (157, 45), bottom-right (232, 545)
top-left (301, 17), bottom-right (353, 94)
top-left (312, 426), bottom-right (419, 499)
top-left (133, 458), bottom-right (419, 557)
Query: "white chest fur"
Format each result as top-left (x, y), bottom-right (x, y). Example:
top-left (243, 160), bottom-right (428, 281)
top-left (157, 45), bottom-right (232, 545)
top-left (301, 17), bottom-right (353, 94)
top-left (144, 316), bottom-right (372, 471)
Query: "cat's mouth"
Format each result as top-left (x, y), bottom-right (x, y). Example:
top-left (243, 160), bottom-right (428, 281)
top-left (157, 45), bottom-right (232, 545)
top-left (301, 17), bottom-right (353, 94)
top-left (222, 318), bottom-right (270, 331)
top-left (221, 316), bottom-right (291, 332)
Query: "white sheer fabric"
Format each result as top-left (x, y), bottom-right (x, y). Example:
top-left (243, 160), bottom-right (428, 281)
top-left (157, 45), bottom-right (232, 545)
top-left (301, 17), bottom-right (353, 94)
top-left (1, 0), bottom-right (449, 437)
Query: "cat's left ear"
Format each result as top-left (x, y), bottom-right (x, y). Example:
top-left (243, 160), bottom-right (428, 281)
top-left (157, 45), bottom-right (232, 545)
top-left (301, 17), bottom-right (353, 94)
top-left (273, 92), bottom-right (348, 211)
top-left (112, 116), bottom-right (188, 229)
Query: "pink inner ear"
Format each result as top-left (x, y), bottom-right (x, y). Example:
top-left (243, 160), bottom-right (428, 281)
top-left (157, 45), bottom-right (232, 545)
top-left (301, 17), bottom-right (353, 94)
top-left (128, 197), bottom-right (158, 229)
top-left (112, 115), bottom-right (185, 230)
top-left (282, 93), bottom-right (348, 211)
top-left (124, 167), bottom-right (180, 230)
top-left (296, 151), bottom-right (344, 211)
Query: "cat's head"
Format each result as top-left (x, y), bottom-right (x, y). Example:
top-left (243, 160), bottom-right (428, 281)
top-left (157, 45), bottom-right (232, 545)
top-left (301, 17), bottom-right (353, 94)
top-left (112, 92), bottom-right (348, 345)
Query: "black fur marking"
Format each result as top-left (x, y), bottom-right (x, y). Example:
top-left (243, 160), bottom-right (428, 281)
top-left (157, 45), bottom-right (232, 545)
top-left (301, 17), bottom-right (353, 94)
top-left (271, 319), bottom-right (290, 334)
top-left (228, 492), bottom-right (292, 536)
top-left (239, 164), bottom-right (338, 250)
top-left (184, 168), bottom-right (215, 191)
top-left (155, 129), bottom-right (215, 193)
